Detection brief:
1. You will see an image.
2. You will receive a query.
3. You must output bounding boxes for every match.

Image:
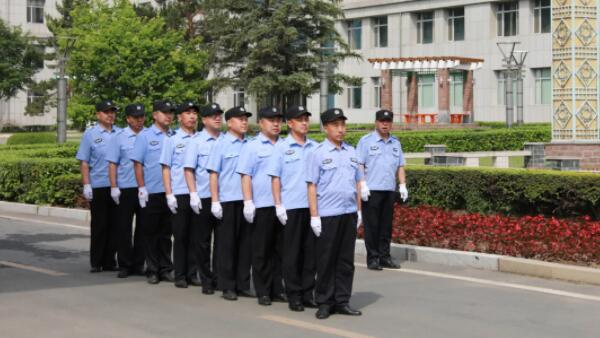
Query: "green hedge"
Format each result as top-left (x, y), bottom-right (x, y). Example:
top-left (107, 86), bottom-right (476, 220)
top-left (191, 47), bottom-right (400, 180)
top-left (406, 166), bottom-right (600, 219)
top-left (6, 132), bottom-right (57, 145)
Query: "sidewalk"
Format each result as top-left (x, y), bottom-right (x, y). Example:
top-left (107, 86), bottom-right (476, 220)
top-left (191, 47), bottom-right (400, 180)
top-left (1, 200), bottom-right (599, 286)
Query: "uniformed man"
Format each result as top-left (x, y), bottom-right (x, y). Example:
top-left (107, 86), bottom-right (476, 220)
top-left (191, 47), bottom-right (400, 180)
top-left (357, 109), bottom-right (408, 270)
top-left (160, 101), bottom-right (198, 288)
top-left (131, 100), bottom-right (176, 284)
top-left (267, 105), bottom-right (318, 312)
top-left (306, 108), bottom-right (363, 319)
top-left (206, 106), bottom-right (252, 301)
top-left (76, 100), bottom-right (120, 273)
top-left (106, 103), bottom-right (146, 278)
top-left (237, 106), bottom-right (285, 306)
top-left (183, 103), bottom-right (224, 295)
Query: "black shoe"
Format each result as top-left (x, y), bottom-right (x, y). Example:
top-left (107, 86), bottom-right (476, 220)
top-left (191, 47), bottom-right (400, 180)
top-left (222, 290), bottom-right (238, 301)
top-left (90, 267), bottom-right (102, 273)
top-left (117, 269), bottom-right (130, 278)
top-left (380, 258), bottom-right (401, 269)
top-left (202, 286), bottom-right (215, 295)
top-left (258, 296), bottom-right (272, 306)
top-left (237, 290), bottom-right (255, 298)
top-left (188, 277), bottom-right (203, 287)
top-left (102, 266), bottom-right (119, 272)
top-left (289, 300), bottom-right (304, 312)
top-left (174, 279), bottom-right (188, 288)
top-left (160, 271), bottom-right (175, 282)
top-left (147, 274), bottom-right (160, 285)
top-left (271, 293), bottom-right (287, 303)
top-left (334, 305), bottom-right (362, 316)
top-left (303, 299), bottom-right (318, 308)
top-left (316, 305), bottom-right (331, 319)
top-left (367, 261), bottom-right (383, 271)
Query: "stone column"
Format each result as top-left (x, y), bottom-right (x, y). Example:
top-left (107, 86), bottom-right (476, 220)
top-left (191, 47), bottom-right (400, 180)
top-left (381, 69), bottom-right (393, 111)
top-left (463, 70), bottom-right (474, 123)
top-left (437, 69), bottom-right (450, 123)
top-left (407, 72), bottom-right (418, 115)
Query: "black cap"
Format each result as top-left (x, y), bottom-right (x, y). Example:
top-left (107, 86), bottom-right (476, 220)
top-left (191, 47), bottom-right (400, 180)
top-left (225, 106), bottom-right (252, 120)
top-left (320, 108), bottom-right (347, 124)
top-left (285, 105), bottom-right (311, 120)
top-left (176, 101), bottom-right (200, 114)
top-left (201, 103), bottom-right (224, 117)
top-left (125, 104), bottom-right (145, 117)
top-left (96, 100), bottom-right (118, 112)
top-left (258, 106), bottom-right (284, 119)
top-left (375, 109), bottom-right (393, 121)
top-left (153, 100), bottom-right (176, 113)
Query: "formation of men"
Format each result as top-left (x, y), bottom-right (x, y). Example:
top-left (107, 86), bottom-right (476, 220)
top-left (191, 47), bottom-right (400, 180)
top-left (76, 99), bottom-right (408, 320)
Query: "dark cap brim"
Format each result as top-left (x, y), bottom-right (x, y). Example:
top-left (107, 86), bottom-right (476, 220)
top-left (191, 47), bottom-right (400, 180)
top-left (287, 112), bottom-right (312, 119)
top-left (322, 115), bottom-right (348, 124)
top-left (226, 112), bottom-right (252, 120)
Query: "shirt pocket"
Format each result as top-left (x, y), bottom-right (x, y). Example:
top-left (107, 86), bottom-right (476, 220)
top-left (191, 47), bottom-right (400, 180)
top-left (122, 146), bottom-right (134, 165)
top-left (198, 148), bottom-right (211, 169)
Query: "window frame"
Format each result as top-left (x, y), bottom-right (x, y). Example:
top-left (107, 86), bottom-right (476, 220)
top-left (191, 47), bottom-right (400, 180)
top-left (448, 8), bottom-right (465, 41)
top-left (347, 85), bottom-right (362, 109)
top-left (534, 0), bottom-right (551, 34)
top-left (417, 74), bottom-right (435, 109)
top-left (347, 19), bottom-right (362, 50)
top-left (416, 12), bottom-right (434, 44)
top-left (233, 87), bottom-right (245, 107)
top-left (497, 1), bottom-right (519, 37)
top-left (534, 68), bottom-right (551, 105)
top-left (372, 77), bottom-right (381, 108)
top-left (373, 16), bottom-right (388, 48)
top-left (27, 0), bottom-right (45, 24)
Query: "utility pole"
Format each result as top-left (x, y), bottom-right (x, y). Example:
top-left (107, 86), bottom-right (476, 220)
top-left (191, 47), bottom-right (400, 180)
top-left (497, 42), bottom-right (528, 127)
top-left (55, 37), bottom-right (75, 144)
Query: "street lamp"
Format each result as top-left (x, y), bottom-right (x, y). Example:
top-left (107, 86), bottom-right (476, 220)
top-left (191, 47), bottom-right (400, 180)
top-left (497, 42), bottom-right (528, 127)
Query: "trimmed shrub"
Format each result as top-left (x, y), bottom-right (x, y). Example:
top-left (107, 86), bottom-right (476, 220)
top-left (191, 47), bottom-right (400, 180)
top-left (6, 132), bottom-right (56, 145)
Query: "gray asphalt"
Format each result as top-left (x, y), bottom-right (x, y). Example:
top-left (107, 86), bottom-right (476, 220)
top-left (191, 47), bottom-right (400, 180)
top-left (1, 213), bottom-right (600, 338)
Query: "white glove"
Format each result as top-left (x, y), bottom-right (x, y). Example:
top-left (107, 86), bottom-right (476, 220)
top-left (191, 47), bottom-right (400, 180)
top-left (310, 217), bottom-right (322, 237)
top-left (357, 211), bottom-right (362, 229)
top-left (190, 192), bottom-right (202, 215)
top-left (110, 187), bottom-right (121, 205)
top-left (166, 194), bottom-right (178, 214)
top-left (399, 183), bottom-right (408, 202)
top-left (211, 201), bottom-right (223, 220)
top-left (243, 200), bottom-right (256, 223)
top-left (83, 184), bottom-right (93, 201)
top-left (138, 186), bottom-right (149, 208)
top-left (360, 181), bottom-right (370, 202)
top-left (275, 204), bottom-right (287, 226)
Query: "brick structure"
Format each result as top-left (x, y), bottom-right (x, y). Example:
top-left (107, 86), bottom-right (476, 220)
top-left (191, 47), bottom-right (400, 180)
top-left (407, 72), bottom-right (418, 114)
top-left (381, 69), bottom-right (393, 111)
top-left (437, 69), bottom-right (450, 123)
top-left (463, 70), bottom-right (474, 123)
top-left (544, 143), bottom-right (600, 171)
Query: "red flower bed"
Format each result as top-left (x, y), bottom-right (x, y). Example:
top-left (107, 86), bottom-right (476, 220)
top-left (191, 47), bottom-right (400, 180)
top-left (387, 205), bottom-right (600, 266)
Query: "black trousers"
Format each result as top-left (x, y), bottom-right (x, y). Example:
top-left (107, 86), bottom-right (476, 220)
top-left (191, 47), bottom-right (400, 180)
top-left (140, 193), bottom-right (173, 275)
top-left (171, 194), bottom-right (202, 282)
top-left (282, 208), bottom-right (316, 303)
top-left (216, 201), bottom-right (251, 292)
top-left (363, 191), bottom-right (395, 264)
top-left (90, 187), bottom-right (118, 269)
top-left (190, 197), bottom-right (218, 286)
top-left (115, 188), bottom-right (145, 272)
top-left (315, 213), bottom-right (357, 307)
top-left (251, 207), bottom-right (284, 298)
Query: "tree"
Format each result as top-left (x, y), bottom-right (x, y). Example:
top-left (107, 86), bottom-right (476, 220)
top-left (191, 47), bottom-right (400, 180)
top-left (56, 0), bottom-right (210, 128)
top-left (201, 0), bottom-right (360, 110)
top-left (0, 19), bottom-right (43, 100)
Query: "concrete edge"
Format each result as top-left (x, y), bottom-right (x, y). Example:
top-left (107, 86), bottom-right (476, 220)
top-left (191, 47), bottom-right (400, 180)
top-left (0, 200), bottom-right (89, 222)
top-left (499, 257), bottom-right (600, 285)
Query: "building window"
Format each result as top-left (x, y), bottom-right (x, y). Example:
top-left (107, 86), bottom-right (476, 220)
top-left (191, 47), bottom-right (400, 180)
top-left (450, 73), bottom-right (463, 108)
top-left (534, 0), bottom-right (551, 34)
top-left (32, 45), bottom-right (45, 70)
top-left (418, 74), bottom-right (435, 109)
top-left (373, 16), bottom-right (388, 48)
top-left (27, 0), bottom-right (45, 24)
top-left (497, 1), bottom-right (518, 37)
top-left (496, 71), bottom-right (517, 105)
top-left (417, 12), bottom-right (434, 44)
top-left (347, 19), bottom-right (362, 50)
top-left (27, 89), bottom-right (44, 105)
top-left (347, 85), bottom-right (362, 109)
top-left (448, 8), bottom-right (465, 41)
top-left (534, 68), bottom-right (551, 104)
top-left (233, 87), bottom-right (245, 107)
top-left (372, 77), bottom-right (381, 108)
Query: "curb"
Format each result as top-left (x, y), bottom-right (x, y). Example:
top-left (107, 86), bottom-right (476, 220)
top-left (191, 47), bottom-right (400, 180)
top-left (0, 201), bottom-right (90, 222)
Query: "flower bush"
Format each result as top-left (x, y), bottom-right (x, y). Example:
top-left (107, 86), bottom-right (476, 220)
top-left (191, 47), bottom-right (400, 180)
top-left (389, 204), bottom-right (600, 266)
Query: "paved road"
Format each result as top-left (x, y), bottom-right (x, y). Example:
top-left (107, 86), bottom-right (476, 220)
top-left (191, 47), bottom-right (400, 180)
top-left (1, 213), bottom-right (600, 338)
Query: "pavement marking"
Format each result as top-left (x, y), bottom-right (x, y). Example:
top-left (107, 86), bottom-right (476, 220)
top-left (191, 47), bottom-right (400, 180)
top-left (0, 260), bottom-right (68, 277)
top-left (356, 263), bottom-right (600, 303)
top-left (260, 315), bottom-right (375, 338)
top-left (0, 215), bottom-right (89, 231)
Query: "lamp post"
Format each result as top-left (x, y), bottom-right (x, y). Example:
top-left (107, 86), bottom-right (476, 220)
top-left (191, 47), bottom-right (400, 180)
top-left (497, 42), bottom-right (528, 127)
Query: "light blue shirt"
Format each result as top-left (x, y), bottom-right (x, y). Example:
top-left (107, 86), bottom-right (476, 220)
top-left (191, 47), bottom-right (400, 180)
top-left (106, 127), bottom-right (142, 189)
top-left (159, 128), bottom-right (195, 196)
top-left (305, 139), bottom-right (363, 217)
top-left (205, 132), bottom-right (248, 202)
top-left (266, 135), bottom-right (316, 210)
top-left (76, 124), bottom-right (120, 188)
top-left (236, 133), bottom-right (282, 208)
top-left (356, 131), bottom-right (405, 191)
top-left (130, 124), bottom-right (173, 194)
top-left (183, 130), bottom-right (222, 199)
